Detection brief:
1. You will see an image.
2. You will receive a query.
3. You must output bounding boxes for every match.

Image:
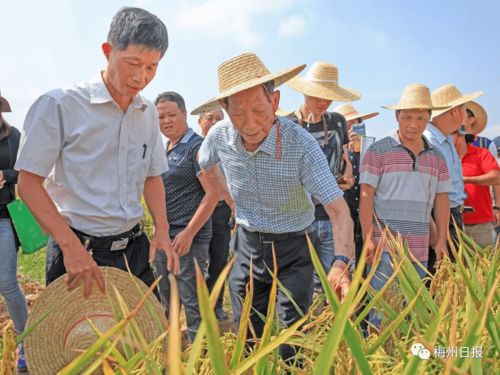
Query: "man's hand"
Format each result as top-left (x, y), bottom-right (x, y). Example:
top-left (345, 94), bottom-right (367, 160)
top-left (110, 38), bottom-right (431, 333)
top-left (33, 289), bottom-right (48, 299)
top-left (172, 229), bottom-right (194, 257)
top-left (433, 239), bottom-right (448, 262)
top-left (327, 261), bottom-right (351, 302)
top-left (364, 235), bottom-right (377, 264)
top-left (348, 132), bottom-right (361, 152)
top-left (149, 230), bottom-right (179, 274)
top-left (62, 238), bottom-right (105, 299)
top-left (0, 170), bottom-right (5, 189)
top-left (338, 175), bottom-right (355, 191)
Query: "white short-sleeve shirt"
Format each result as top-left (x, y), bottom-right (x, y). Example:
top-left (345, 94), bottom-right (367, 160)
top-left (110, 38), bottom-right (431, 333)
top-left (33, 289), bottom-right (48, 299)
top-left (15, 72), bottom-right (168, 236)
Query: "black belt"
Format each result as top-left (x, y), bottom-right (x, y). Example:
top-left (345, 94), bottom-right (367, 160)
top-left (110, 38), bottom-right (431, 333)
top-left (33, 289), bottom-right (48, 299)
top-left (450, 206), bottom-right (464, 214)
top-left (71, 224), bottom-right (143, 251)
top-left (241, 226), bottom-right (308, 243)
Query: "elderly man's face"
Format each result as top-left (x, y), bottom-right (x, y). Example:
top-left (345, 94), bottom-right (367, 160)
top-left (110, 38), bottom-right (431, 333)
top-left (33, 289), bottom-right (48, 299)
top-left (396, 109), bottom-right (430, 143)
top-left (199, 110), bottom-right (224, 137)
top-left (223, 85), bottom-right (279, 151)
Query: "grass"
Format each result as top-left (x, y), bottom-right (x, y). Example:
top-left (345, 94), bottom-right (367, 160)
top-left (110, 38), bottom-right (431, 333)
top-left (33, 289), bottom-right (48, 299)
top-left (17, 248), bottom-right (46, 285)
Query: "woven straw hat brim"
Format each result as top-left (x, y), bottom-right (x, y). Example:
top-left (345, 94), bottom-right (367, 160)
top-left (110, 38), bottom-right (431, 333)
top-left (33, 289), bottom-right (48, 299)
top-left (25, 267), bottom-right (165, 375)
top-left (190, 100), bottom-right (223, 116)
top-left (191, 64), bottom-right (305, 115)
top-left (466, 101), bottom-right (488, 134)
top-left (431, 91), bottom-right (483, 118)
top-left (287, 76), bottom-right (361, 102)
top-left (383, 103), bottom-right (450, 110)
top-left (342, 111), bottom-right (379, 122)
top-left (0, 96), bottom-right (12, 112)
top-left (276, 107), bottom-right (293, 116)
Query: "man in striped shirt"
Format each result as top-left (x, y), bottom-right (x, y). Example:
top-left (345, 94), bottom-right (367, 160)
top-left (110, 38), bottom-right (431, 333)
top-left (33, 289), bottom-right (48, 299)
top-left (359, 83), bottom-right (452, 328)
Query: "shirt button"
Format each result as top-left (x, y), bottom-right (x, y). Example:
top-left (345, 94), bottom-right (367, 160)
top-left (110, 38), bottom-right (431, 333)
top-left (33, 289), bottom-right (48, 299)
top-left (355, 198), bottom-right (358, 201)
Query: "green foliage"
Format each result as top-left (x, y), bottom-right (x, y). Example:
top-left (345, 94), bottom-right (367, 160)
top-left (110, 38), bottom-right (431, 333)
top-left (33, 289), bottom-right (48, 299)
top-left (1, 228), bottom-right (499, 374)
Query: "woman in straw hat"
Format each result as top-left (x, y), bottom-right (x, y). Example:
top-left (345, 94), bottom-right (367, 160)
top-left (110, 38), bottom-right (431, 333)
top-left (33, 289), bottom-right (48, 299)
top-left (359, 83), bottom-right (452, 329)
top-left (285, 61), bottom-right (360, 285)
top-left (193, 52), bottom-right (354, 363)
top-left (423, 84), bottom-right (483, 270)
top-left (0, 91), bottom-right (28, 371)
top-left (332, 103), bottom-right (379, 266)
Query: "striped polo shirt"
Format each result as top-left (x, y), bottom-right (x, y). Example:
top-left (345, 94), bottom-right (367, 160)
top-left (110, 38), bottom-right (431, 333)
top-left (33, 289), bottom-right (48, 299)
top-left (360, 132), bottom-right (452, 261)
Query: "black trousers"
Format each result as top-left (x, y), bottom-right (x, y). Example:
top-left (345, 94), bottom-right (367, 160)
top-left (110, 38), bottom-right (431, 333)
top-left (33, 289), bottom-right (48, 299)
top-left (206, 202), bottom-right (232, 310)
top-left (229, 226), bottom-right (313, 362)
top-left (46, 233), bottom-right (156, 289)
top-left (428, 208), bottom-right (462, 273)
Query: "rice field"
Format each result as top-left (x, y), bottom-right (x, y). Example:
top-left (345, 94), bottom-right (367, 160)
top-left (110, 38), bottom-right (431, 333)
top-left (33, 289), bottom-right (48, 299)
top-left (0, 227), bottom-right (498, 374)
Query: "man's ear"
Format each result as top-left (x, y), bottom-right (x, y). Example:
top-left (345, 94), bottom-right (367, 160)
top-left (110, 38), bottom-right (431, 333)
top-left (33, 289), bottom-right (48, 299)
top-left (272, 90), bottom-right (281, 113)
top-left (102, 42), bottom-right (112, 59)
top-left (218, 99), bottom-right (228, 112)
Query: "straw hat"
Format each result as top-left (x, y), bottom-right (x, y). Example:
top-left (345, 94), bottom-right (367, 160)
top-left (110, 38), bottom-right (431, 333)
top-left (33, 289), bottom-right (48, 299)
top-left (0, 90), bottom-right (12, 112)
top-left (25, 267), bottom-right (165, 375)
top-left (276, 107), bottom-right (292, 116)
top-left (431, 84), bottom-right (483, 118)
top-left (466, 101), bottom-right (488, 134)
top-left (191, 52), bottom-right (305, 115)
top-left (286, 61), bottom-right (361, 102)
top-left (383, 83), bottom-right (450, 111)
top-left (333, 103), bottom-right (379, 122)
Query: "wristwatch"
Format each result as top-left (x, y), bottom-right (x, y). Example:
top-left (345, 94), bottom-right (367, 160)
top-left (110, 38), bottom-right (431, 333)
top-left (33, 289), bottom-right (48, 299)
top-left (494, 206), bottom-right (500, 211)
top-left (332, 255), bottom-right (351, 266)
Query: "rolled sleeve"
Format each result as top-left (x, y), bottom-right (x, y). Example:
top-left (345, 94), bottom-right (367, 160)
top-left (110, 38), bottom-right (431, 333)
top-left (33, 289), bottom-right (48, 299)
top-left (300, 136), bottom-right (343, 205)
top-left (198, 129), bottom-right (220, 170)
top-left (15, 94), bottom-right (63, 177)
top-left (359, 146), bottom-right (381, 188)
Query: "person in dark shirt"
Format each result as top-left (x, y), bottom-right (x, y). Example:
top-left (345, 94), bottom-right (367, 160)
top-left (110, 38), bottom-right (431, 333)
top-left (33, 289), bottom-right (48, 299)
top-left (153, 92), bottom-right (219, 342)
top-left (0, 91), bottom-right (28, 371)
top-left (286, 61), bottom-right (360, 284)
top-left (333, 103), bottom-right (379, 265)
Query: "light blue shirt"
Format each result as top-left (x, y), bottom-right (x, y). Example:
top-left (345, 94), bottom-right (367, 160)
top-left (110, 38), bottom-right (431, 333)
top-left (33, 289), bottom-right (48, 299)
top-left (423, 123), bottom-right (466, 207)
top-left (199, 116), bottom-right (343, 233)
top-left (15, 73), bottom-right (168, 235)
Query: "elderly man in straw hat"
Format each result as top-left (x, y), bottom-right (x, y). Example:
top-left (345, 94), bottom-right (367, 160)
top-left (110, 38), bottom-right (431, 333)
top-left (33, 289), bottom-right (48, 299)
top-left (359, 83), bottom-right (452, 328)
top-left (333, 103), bottom-right (379, 266)
top-left (285, 61), bottom-right (359, 286)
top-left (15, 7), bottom-right (179, 300)
top-left (423, 84), bottom-right (483, 269)
top-left (193, 52), bottom-right (354, 361)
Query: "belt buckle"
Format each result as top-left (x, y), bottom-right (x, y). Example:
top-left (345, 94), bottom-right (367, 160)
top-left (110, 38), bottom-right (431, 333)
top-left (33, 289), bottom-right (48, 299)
top-left (110, 238), bottom-right (129, 251)
top-left (258, 233), bottom-right (274, 244)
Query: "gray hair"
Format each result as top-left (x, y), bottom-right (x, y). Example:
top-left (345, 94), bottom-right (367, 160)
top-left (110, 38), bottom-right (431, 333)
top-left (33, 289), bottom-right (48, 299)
top-left (108, 7), bottom-right (169, 57)
top-left (155, 91), bottom-right (186, 112)
top-left (199, 109), bottom-right (224, 120)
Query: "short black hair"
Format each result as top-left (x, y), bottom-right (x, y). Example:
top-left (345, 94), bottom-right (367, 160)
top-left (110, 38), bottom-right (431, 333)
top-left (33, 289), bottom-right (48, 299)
top-left (155, 91), bottom-right (186, 112)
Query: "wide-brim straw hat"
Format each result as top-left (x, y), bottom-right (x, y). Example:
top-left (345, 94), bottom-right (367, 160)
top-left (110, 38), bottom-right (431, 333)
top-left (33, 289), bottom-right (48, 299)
top-left (383, 83), bottom-right (450, 111)
top-left (25, 267), bottom-right (165, 375)
top-left (191, 52), bottom-right (305, 115)
top-left (0, 90), bottom-right (12, 112)
top-left (286, 61), bottom-right (361, 102)
top-left (333, 103), bottom-right (379, 122)
top-left (466, 101), bottom-right (487, 134)
top-left (431, 84), bottom-right (483, 118)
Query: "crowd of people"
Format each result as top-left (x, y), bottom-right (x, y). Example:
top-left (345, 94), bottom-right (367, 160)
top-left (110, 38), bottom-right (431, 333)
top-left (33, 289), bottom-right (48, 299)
top-left (1, 6), bottom-right (499, 372)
